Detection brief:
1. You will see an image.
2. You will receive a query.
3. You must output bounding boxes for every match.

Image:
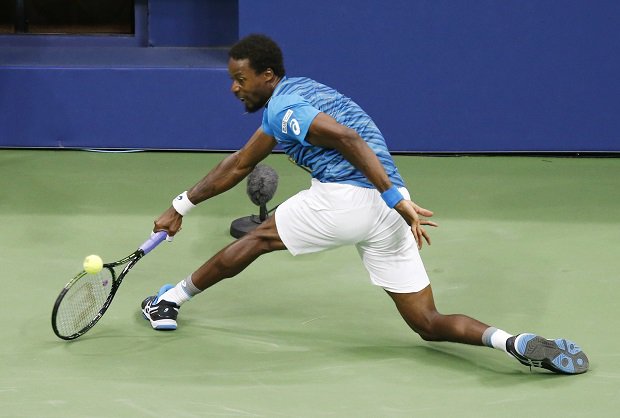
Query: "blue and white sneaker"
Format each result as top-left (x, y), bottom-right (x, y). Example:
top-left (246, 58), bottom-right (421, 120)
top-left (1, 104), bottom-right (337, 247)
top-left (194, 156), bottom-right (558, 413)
top-left (506, 333), bottom-right (589, 374)
top-left (141, 284), bottom-right (179, 330)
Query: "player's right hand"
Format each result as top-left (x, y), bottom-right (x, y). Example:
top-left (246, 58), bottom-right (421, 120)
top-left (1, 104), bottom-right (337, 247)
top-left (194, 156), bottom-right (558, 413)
top-left (153, 206), bottom-right (184, 241)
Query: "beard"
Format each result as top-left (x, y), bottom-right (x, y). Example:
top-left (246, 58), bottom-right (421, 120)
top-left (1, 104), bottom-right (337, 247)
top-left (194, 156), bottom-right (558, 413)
top-left (244, 102), bottom-right (262, 113)
top-left (244, 97), bottom-right (269, 113)
top-left (240, 93), bottom-right (269, 114)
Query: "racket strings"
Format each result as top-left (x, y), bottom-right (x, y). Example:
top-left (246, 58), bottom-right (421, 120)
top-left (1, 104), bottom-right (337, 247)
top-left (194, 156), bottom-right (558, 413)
top-left (55, 269), bottom-right (114, 336)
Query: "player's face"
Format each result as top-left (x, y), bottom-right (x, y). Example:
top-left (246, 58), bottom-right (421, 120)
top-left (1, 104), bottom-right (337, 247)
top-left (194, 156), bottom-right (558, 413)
top-left (228, 58), bottom-right (275, 113)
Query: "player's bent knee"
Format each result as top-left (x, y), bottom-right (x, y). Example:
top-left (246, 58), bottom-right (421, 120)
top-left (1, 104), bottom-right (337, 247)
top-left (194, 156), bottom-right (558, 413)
top-left (406, 311), bottom-right (444, 342)
top-left (416, 328), bottom-right (442, 342)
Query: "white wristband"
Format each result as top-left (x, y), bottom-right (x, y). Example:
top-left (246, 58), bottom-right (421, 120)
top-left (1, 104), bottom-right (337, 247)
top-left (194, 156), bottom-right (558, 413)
top-left (172, 191), bottom-right (196, 216)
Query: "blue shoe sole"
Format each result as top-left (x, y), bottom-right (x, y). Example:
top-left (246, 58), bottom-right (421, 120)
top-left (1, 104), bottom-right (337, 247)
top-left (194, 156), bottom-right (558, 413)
top-left (517, 334), bottom-right (589, 374)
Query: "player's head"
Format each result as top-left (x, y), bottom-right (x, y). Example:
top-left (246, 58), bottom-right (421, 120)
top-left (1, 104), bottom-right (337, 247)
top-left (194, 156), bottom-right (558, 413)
top-left (229, 34), bottom-right (286, 78)
top-left (228, 34), bottom-right (286, 113)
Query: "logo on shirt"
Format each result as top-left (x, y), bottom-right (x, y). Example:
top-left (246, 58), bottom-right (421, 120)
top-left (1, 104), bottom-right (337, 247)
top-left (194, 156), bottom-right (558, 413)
top-left (281, 109), bottom-right (293, 134)
top-left (280, 109), bottom-right (301, 135)
top-left (290, 119), bottom-right (301, 135)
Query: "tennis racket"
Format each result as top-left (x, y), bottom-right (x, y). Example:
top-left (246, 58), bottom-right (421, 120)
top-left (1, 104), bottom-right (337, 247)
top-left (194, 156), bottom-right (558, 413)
top-left (51, 230), bottom-right (168, 340)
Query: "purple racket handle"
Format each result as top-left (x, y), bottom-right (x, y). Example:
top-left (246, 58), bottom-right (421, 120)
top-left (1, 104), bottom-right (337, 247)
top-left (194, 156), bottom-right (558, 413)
top-left (139, 230), bottom-right (168, 255)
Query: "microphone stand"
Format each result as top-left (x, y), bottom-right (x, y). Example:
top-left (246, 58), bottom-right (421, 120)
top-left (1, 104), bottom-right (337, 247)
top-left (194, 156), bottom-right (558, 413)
top-left (230, 203), bottom-right (271, 238)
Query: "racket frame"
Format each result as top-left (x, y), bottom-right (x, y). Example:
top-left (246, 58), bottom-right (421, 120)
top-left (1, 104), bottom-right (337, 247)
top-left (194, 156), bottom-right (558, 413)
top-left (51, 231), bottom-right (167, 340)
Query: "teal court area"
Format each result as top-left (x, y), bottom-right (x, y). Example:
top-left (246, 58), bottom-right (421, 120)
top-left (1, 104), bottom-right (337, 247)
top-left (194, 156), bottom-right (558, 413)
top-left (1, 150), bottom-right (618, 417)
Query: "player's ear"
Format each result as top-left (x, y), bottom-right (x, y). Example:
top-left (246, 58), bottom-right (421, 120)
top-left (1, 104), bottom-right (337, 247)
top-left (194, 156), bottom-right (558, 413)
top-left (263, 68), bottom-right (275, 82)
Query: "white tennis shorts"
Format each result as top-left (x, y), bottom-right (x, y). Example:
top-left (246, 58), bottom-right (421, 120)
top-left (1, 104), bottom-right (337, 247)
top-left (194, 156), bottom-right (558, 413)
top-left (274, 179), bottom-right (430, 293)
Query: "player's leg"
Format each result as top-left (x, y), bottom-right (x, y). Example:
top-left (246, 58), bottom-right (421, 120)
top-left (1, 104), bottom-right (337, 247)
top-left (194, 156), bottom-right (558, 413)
top-left (141, 216), bottom-right (286, 329)
top-left (385, 285), bottom-right (490, 345)
top-left (387, 284), bottom-right (591, 375)
top-left (356, 200), bottom-right (493, 345)
top-left (142, 181), bottom-right (342, 331)
top-left (190, 216), bottom-right (286, 291)
top-left (359, 188), bottom-right (589, 374)
top-left (385, 286), bottom-right (588, 374)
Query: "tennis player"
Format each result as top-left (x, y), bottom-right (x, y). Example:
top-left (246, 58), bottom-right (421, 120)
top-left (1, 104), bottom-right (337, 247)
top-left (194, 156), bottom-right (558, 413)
top-left (142, 34), bottom-right (588, 374)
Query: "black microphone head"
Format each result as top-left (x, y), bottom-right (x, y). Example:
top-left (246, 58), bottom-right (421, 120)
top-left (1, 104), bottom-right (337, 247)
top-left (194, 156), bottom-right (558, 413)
top-left (246, 164), bottom-right (278, 206)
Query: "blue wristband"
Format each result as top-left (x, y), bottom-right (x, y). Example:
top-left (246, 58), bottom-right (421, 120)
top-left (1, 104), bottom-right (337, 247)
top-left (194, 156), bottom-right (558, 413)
top-left (381, 186), bottom-right (404, 208)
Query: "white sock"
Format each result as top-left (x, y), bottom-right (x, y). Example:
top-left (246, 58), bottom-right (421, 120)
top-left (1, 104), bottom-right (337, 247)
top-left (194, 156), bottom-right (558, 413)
top-left (481, 327), bottom-right (513, 354)
top-left (159, 275), bottom-right (202, 306)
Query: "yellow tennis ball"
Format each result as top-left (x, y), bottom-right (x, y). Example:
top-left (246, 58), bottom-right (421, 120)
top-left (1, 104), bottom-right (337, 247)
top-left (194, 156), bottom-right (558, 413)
top-left (83, 255), bottom-right (103, 274)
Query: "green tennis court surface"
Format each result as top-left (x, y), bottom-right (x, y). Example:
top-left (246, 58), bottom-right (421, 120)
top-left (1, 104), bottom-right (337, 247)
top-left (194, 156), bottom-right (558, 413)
top-left (1, 150), bottom-right (618, 417)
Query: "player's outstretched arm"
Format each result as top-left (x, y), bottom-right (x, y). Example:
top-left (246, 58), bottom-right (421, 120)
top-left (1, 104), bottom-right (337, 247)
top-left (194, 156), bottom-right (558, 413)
top-left (187, 128), bottom-right (277, 204)
top-left (154, 128), bottom-right (277, 236)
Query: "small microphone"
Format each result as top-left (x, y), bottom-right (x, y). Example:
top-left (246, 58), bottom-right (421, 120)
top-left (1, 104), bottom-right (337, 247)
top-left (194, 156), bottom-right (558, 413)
top-left (230, 164), bottom-right (279, 238)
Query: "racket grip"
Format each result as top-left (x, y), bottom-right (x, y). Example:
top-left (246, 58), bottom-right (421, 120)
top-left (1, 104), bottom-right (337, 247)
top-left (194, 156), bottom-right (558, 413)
top-left (140, 230), bottom-right (168, 255)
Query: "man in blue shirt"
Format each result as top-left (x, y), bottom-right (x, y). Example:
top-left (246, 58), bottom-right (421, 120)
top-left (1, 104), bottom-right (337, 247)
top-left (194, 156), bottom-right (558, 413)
top-left (142, 34), bottom-right (588, 375)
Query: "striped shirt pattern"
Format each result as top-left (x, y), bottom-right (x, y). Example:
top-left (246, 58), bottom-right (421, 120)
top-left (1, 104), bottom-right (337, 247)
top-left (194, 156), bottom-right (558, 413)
top-left (261, 76), bottom-right (405, 189)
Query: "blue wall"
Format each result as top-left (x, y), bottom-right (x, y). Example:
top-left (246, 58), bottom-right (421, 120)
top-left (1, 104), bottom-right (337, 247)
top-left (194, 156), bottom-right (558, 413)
top-left (1, 0), bottom-right (619, 152)
top-left (240, 0), bottom-right (620, 152)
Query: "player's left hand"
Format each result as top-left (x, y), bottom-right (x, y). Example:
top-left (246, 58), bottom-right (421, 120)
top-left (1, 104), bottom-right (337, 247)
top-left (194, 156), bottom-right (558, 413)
top-left (394, 200), bottom-right (438, 249)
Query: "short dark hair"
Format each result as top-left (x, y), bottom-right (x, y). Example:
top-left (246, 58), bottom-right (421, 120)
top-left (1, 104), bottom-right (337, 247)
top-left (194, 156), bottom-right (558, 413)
top-left (229, 34), bottom-right (286, 77)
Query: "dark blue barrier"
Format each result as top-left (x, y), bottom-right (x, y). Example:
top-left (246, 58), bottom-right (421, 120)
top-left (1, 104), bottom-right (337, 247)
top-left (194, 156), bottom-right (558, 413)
top-left (1, 0), bottom-right (618, 152)
top-left (0, 47), bottom-right (260, 150)
top-left (240, 0), bottom-right (620, 152)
